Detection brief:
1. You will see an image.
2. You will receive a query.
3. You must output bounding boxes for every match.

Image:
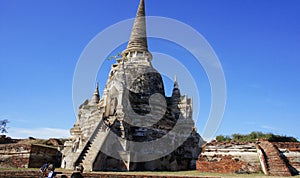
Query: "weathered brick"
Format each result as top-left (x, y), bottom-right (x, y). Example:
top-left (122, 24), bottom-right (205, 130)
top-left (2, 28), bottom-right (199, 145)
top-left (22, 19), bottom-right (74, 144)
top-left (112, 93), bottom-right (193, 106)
top-left (0, 143), bottom-right (59, 168)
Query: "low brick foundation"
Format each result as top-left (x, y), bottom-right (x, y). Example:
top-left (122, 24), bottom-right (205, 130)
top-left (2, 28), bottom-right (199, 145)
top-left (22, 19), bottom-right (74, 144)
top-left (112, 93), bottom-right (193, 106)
top-left (197, 141), bottom-right (300, 176)
top-left (196, 142), bottom-right (261, 174)
top-left (196, 155), bottom-right (254, 174)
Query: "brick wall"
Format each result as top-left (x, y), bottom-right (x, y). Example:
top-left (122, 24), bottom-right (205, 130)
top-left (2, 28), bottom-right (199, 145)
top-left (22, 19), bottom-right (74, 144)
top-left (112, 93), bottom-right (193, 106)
top-left (0, 144), bottom-right (31, 168)
top-left (273, 142), bottom-right (300, 151)
top-left (0, 143), bottom-right (59, 168)
top-left (196, 141), bottom-right (300, 175)
top-left (29, 144), bottom-right (60, 168)
top-left (196, 154), bottom-right (259, 174)
top-left (196, 142), bottom-right (261, 174)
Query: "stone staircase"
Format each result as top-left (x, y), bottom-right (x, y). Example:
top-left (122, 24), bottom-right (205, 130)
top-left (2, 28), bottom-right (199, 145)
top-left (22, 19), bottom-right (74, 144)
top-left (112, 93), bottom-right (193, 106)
top-left (81, 132), bottom-right (108, 171)
top-left (75, 121), bottom-right (111, 172)
top-left (258, 141), bottom-right (292, 176)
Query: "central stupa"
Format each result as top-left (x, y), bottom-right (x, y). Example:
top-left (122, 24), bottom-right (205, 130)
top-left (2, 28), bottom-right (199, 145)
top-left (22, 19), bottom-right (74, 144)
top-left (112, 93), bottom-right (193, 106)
top-left (62, 0), bottom-right (203, 171)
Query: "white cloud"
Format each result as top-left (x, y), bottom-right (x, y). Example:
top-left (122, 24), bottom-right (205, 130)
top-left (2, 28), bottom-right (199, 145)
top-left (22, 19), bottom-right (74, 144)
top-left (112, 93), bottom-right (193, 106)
top-left (260, 125), bottom-right (281, 132)
top-left (6, 127), bottom-right (70, 139)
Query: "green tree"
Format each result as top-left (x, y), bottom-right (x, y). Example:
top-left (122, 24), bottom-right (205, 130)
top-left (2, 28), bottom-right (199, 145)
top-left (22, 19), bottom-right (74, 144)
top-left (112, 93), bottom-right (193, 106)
top-left (216, 131), bottom-right (298, 142)
top-left (232, 133), bottom-right (244, 141)
top-left (216, 135), bottom-right (231, 142)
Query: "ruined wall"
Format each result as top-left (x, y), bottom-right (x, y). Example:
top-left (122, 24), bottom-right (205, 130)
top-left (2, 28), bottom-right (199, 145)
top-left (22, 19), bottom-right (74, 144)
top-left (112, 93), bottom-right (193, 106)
top-left (196, 142), bottom-right (261, 174)
top-left (197, 154), bottom-right (248, 173)
top-left (0, 143), bottom-right (59, 168)
top-left (196, 141), bottom-right (300, 175)
top-left (0, 144), bottom-right (31, 168)
top-left (29, 144), bottom-right (60, 168)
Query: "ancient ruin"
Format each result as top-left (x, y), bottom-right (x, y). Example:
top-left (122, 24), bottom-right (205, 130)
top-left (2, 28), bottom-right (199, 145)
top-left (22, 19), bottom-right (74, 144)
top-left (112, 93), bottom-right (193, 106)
top-left (62, 0), bottom-right (203, 171)
top-left (197, 140), bottom-right (300, 176)
top-left (0, 135), bottom-right (62, 169)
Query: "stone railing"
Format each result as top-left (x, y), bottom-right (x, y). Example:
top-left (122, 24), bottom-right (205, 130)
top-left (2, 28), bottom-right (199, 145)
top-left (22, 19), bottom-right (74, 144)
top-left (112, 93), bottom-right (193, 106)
top-left (256, 144), bottom-right (268, 175)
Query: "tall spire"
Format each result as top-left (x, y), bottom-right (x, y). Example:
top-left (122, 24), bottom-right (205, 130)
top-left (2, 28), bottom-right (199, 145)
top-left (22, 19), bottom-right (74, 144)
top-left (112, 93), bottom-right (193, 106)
top-left (122, 0), bottom-right (149, 57)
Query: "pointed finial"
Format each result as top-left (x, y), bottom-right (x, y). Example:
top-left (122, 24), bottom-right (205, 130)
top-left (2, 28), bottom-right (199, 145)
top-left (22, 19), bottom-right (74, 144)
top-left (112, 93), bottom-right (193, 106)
top-left (94, 82), bottom-right (99, 95)
top-left (174, 75), bottom-right (179, 88)
top-left (172, 75), bottom-right (181, 98)
top-left (122, 0), bottom-right (149, 57)
top-left (91, 82), bottom-right (100, 104)
top-left (96, 82), bottom-right (99, 91)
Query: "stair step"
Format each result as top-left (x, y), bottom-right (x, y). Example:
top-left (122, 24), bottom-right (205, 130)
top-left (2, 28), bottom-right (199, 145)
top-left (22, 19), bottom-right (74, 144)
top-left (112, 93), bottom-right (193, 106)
top-left (259, 141), bottom-right (292, 177)
top-left (73, 118), bottom-right (118, 172)
top-left (80, 132), bottom-right (109, 170)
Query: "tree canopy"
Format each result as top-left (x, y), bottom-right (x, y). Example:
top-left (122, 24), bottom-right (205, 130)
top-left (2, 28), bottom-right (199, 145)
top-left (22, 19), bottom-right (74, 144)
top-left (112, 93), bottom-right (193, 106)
top-left (216, 131), bottom-right (298, 142)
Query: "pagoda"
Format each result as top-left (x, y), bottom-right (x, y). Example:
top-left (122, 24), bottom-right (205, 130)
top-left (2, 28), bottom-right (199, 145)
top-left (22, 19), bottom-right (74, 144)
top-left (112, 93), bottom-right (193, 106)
top-left (62, 0), bottom-right (203, 171)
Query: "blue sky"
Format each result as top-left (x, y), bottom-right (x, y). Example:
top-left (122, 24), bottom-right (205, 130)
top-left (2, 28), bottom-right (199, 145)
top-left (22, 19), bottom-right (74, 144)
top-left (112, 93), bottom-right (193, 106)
top-left (1, 0), bottom-right (299, 140)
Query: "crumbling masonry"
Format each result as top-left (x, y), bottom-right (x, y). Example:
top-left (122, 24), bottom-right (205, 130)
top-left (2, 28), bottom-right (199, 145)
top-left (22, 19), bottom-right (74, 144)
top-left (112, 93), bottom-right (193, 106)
top-left (62, 0), bottom-right (204, 171)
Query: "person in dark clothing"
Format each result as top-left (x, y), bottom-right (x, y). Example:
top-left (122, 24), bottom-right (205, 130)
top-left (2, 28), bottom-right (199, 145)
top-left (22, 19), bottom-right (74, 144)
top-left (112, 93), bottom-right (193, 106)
top-left (39, 162), bottom-right (48, 178)
top-left (70, 164), bottom-right (84, 178)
